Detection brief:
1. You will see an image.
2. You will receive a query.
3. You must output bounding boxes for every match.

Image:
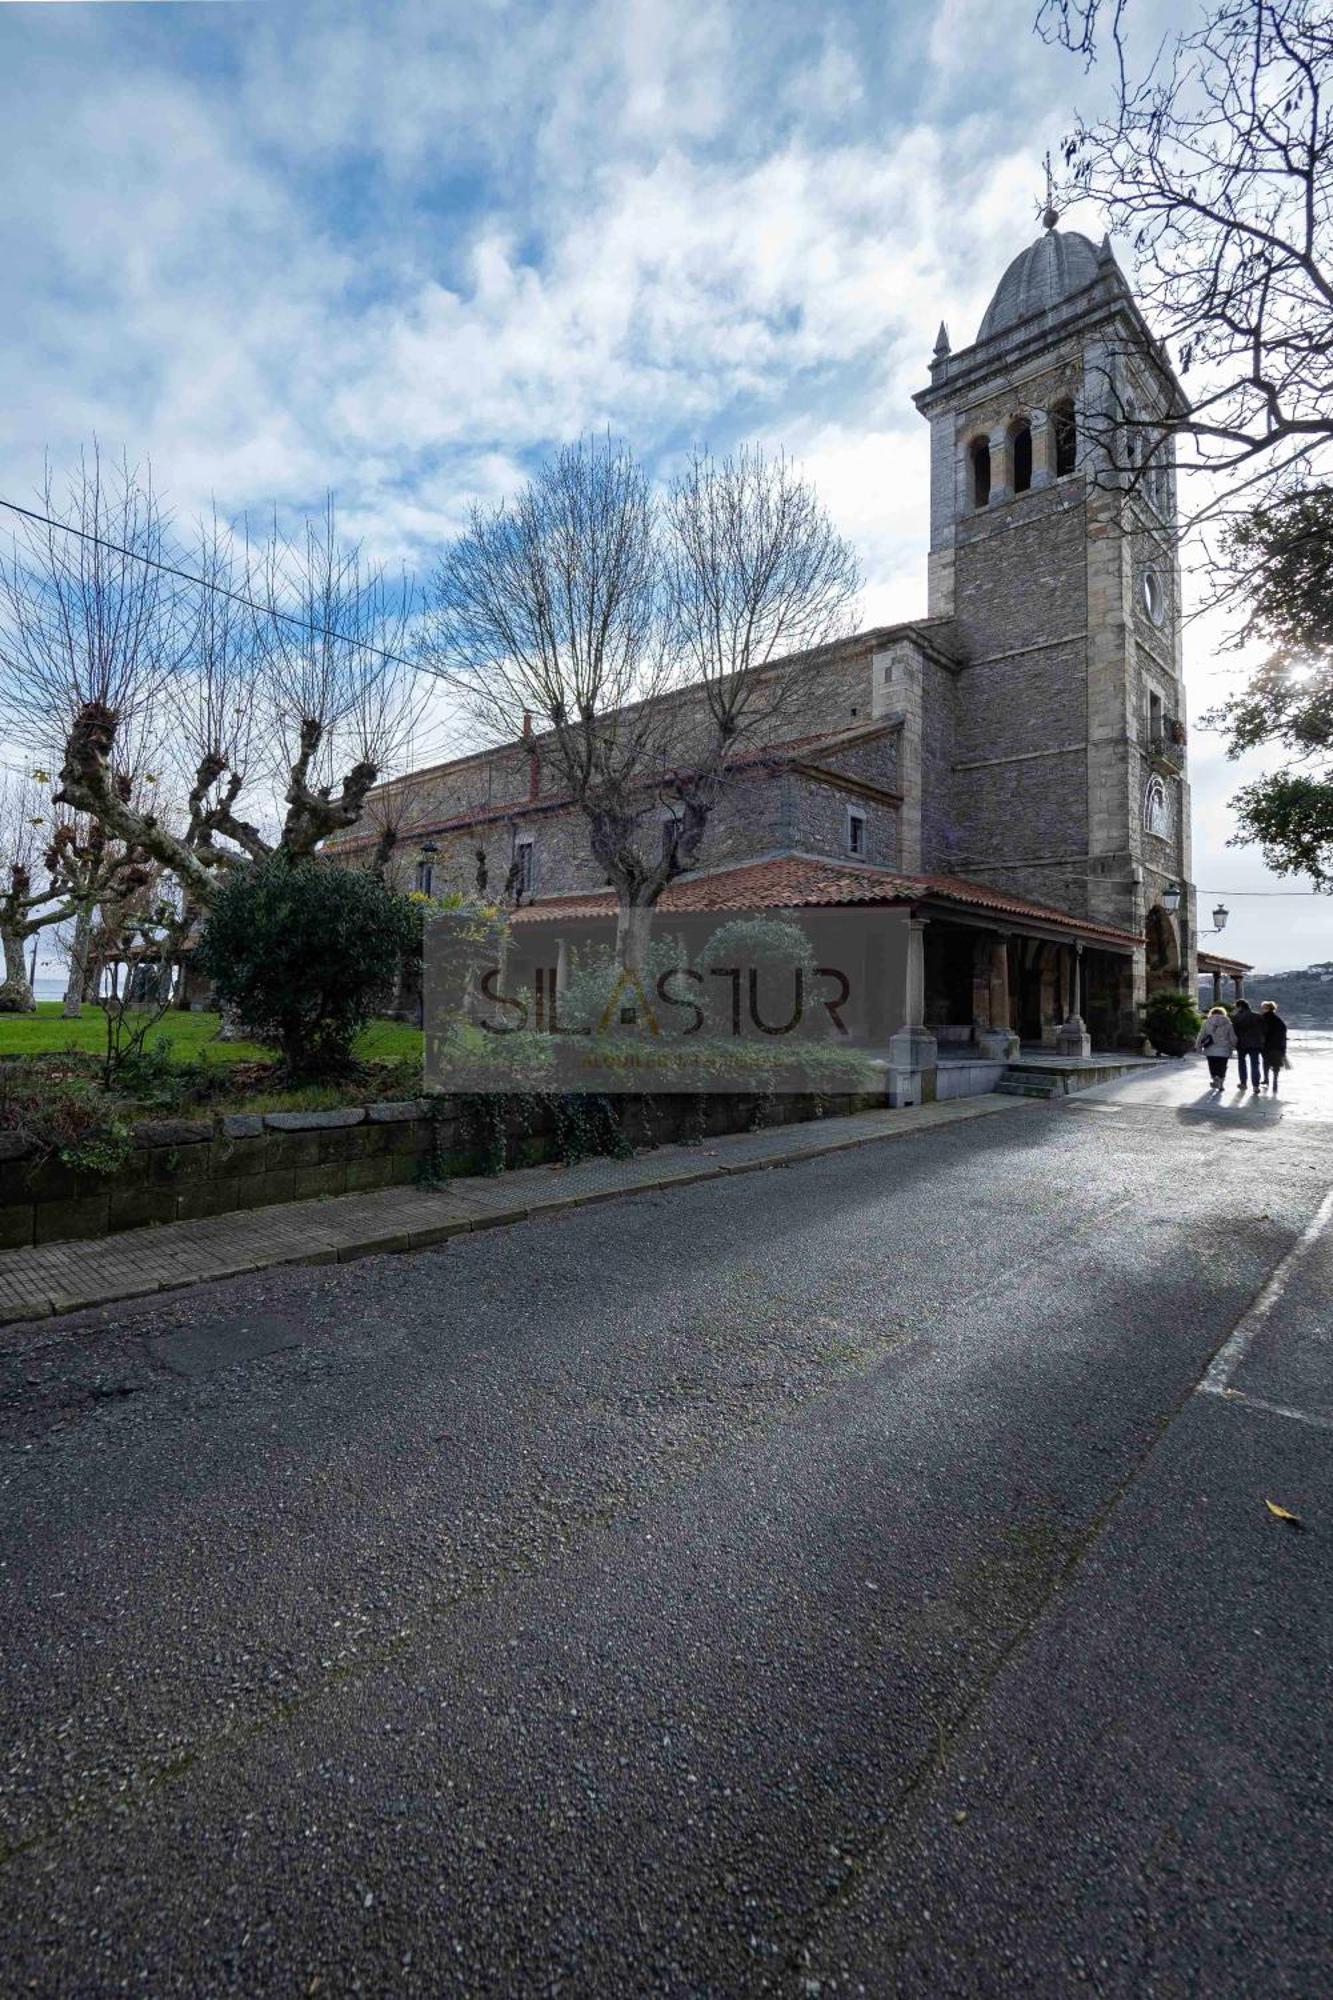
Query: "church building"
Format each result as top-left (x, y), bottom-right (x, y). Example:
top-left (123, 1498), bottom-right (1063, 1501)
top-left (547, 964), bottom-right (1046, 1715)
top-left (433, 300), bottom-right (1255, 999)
top-left (333, 217), bottom-right (1197, 1099)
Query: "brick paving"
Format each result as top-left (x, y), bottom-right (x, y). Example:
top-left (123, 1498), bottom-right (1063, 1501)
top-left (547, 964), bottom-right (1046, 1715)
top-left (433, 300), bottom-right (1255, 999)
top-left (0, 1093), bottom-right (1030, 1326)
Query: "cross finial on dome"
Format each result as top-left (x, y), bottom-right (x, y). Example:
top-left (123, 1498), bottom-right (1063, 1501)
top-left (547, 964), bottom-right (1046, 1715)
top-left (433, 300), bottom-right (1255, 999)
top-left (1041, 150), bottom-right (1060, 231)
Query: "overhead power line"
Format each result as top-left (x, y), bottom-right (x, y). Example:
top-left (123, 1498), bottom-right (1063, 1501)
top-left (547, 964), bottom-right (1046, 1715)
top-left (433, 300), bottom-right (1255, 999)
top-left (0, 494), bottom-right (432, 679)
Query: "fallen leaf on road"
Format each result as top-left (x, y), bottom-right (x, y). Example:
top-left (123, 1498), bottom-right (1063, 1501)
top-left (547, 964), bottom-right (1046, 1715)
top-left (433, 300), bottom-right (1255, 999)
top-left (1264, 1499), bottom-right (1305, 1528)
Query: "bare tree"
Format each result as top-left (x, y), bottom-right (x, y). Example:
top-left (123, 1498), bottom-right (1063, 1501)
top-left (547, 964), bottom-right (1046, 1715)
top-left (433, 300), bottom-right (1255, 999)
top-left (1036, 0), bottom-right (1333, 534)
top-left (0, 462), bottom-right (429, 910)
top-left (0, 770), bottom-right (68, 1013)
top-left (424, 437), bottom-right (858, 968)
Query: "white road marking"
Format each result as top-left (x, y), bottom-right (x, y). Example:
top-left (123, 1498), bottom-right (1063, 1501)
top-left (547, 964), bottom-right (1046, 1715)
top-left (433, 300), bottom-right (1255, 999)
top-left (1214, 1387), bottom-right (1333, 1434)
top-left (1199, 1184), bottom-right (1333, 1401)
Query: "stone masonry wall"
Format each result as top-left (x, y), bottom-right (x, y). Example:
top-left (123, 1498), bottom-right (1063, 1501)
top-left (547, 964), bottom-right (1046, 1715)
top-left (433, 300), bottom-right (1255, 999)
top-left (382, 730), bottom-right (903, 907)
top-left (0, 1088), bottom-right (882, 1251)
top-left (946, 480), bottom-right (1091, 911)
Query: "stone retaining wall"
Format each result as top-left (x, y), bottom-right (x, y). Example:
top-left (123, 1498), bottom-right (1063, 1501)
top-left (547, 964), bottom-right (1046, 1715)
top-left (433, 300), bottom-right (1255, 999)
top-left (0, 1089), bottom-right (883, 1250)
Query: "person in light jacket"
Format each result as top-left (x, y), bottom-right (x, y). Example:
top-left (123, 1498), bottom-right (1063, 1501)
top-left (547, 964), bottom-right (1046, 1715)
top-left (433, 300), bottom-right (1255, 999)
top-left (1231, 998), bottom-right (1265, 1089)
top-left (1195, 1005), bottom-right (1236, 1090)
top-left (1259, 999), bottom-right (1289, 1092)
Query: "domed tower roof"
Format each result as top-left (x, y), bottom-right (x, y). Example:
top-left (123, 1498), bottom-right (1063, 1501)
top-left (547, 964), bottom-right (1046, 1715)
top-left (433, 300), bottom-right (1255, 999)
top-left (977, 226), bottom-right (1102, 342)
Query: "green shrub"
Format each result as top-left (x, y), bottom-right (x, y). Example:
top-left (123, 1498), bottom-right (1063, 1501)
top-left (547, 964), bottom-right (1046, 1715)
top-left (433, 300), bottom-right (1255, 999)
top-left (197, 860), bottom-right (408, 1081)
top-left (1143, 987), bottom-right (1202, 1053)
top-left (0, 1066), bottom-right (133, 1175)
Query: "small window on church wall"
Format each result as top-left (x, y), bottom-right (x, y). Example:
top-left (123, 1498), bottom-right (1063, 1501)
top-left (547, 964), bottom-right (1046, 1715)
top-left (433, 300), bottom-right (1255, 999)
top-left (970, 438), bottom-right (990, 509)
top-left (1144, 775), bottom-right (1171, 840)
top-left (1012, 421), bottom-right (1032, 494)
top-left (847, 809), bottom-right (867, 858)
top-left (1053, 402), bottom-right (1076, 477)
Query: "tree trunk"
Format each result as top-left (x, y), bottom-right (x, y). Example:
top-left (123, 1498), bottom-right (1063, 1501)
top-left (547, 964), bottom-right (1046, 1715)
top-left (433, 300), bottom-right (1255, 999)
top-left (615, 898), bottom-right (655, 975)
top-left (215, 1002), bottom-right (252, 1043)
top-left (63, 904), bottom-right (94, 1018)
top-left (0, 926), bottom-right (36, 1013)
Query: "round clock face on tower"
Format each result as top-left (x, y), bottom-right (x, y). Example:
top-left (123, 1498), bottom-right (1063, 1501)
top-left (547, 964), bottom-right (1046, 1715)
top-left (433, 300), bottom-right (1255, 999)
top-left (1142, 567), bottom-right (1165, 625)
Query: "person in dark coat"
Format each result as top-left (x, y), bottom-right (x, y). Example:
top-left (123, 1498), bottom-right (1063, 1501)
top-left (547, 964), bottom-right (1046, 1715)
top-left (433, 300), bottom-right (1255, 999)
top-left (1259, 999), bottom-right (1289, 1092)
top-left (1231, 999), bottom-right (1265, 1089)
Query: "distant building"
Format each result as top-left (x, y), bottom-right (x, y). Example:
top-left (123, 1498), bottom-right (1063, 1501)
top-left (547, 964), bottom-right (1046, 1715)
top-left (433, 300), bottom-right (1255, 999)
top-left (332, 215), bottom-right (1197, 1080)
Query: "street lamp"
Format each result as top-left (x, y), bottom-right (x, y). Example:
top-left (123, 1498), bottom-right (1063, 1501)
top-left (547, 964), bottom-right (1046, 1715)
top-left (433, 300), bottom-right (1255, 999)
top-left (1202, 902), bottom-right (1229, 937)
top-left (1162, 881), bottom-right (1181, 916)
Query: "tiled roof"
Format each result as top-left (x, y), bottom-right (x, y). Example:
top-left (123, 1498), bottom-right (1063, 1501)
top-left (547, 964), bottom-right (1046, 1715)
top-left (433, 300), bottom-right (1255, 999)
top-left (1197, 950), bottom-right (1253, 976)
top-left (510, 855), bottom-right (1142, 947)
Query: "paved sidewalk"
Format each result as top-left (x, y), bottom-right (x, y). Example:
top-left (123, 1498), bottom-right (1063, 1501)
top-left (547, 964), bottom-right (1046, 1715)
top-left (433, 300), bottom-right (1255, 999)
top-left (0, 1093), bottom-right (1029, 1328)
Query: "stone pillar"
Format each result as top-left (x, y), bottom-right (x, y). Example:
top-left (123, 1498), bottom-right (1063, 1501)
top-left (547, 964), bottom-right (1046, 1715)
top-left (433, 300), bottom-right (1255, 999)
top-left (886, 915), bottom-right (938, 1107)
top-left (973, 931), bottom-right (1018, 1060)
top-left (1211, 968), bottom-right (1221, 1005)
top-left (1030, 409), bottom-right (1054, 489)
top-left (1233, 972), bottom-right (1245, 1000)
top-left (1056, 940), bottom-right (1092, 1058)
top-left (1039, 946), bottom-right (1060, 1046)
top-left (988, 424), bottom-right (1012, 506)
top-left (873, 642), bottom-right (924, 871)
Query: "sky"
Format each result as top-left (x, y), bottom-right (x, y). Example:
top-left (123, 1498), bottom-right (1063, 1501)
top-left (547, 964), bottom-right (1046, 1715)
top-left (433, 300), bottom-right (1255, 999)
top-left (0, 0), bottom-right (1326, 974)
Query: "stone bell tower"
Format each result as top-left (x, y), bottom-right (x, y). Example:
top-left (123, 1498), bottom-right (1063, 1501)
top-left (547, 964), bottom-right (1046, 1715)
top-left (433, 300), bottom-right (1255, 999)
top-left (913, 208), bottom-right (1196, 1022)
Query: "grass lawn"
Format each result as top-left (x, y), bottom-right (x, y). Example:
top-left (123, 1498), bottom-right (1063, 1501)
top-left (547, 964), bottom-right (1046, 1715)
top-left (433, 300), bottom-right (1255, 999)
top-left (0, 1002), bottom-right (424, 1068)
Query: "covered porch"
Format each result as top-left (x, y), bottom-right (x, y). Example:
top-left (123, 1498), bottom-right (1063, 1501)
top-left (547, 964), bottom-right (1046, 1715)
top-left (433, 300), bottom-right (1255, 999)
top-left (1197, 950), bottom-right (1252, 1007)
top-left (503, 855), bottom-right (1145, 1110)
top-left (921, 916), bottom-right (1138, 1058)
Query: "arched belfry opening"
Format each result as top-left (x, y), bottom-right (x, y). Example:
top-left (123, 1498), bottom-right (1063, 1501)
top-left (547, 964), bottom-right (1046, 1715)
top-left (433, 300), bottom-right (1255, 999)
top-left (969, 437), bottom-right (991, 509)
top-left (1011, 419), bottom-right (1032, 494)
top-left (1052, 400), bottom-right (1076, 476)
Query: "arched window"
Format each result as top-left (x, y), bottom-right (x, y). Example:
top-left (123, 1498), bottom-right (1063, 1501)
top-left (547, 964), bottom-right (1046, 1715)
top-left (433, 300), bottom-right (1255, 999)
top-left (970, 437), bottom-right (991, 509)
top-left (1144, 774), bottom-right (1171, 839)
top-left (1124, 396), bottom-right (1139, 467)
top-left (1011, 419), bottom-right (1032, 494)
top-left (1052, 401), bottom-right (1076, 477)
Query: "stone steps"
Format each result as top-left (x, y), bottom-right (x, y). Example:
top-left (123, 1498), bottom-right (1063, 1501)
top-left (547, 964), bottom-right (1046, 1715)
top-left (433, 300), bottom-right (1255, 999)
top-left (996, 1057), bottom-right (1153, 1100)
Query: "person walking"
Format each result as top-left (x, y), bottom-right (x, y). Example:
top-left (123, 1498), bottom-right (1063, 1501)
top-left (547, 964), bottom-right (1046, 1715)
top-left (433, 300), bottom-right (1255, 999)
top-left (1231, 998), bottom-right (1265, 1090)
top-left (1259, 999), bottom-right (1289, 1092)
top-left (1196, 1004), bottom-right (1236, 1090)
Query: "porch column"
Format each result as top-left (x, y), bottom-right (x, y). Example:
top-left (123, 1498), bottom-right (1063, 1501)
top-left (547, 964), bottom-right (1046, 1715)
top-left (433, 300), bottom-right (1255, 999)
top-left (1055, 940), bottom-right (1092, 1058)
top-left (973, 930), bottom-right (1017, 1060)
top-left (1039, 944), bottom-right (1060, 1046)
top-left (886, 914), bottom-right (938, 1107)
top-left (1211, 968), bottom-right (1221, 1005)
top-left (1233, 972), bottom-right (1245, 1000)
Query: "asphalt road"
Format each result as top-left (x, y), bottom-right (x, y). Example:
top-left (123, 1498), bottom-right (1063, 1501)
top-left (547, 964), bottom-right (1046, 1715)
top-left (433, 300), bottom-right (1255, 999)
top-left (2, 1050), bottom-right (1331, 1996)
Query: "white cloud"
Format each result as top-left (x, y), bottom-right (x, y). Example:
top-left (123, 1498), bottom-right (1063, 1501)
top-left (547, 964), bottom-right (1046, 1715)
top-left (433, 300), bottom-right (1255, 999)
top-left (0, 0), bottom-right (1326, 969)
